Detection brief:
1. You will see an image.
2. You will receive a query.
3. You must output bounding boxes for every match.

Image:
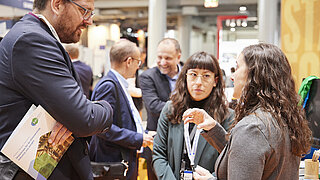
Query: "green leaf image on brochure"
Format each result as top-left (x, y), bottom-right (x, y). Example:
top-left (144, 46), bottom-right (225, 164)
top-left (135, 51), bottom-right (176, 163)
top-left (34, 131), bottom-right (74, 179)
top-left (33, 153), bottom-right (57, 178)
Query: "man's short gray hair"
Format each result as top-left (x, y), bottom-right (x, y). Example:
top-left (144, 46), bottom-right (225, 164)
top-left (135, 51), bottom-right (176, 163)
top-left (158, 38), bottom-right (181, 54)
top-left (110, 39), bottom-right (138, 63)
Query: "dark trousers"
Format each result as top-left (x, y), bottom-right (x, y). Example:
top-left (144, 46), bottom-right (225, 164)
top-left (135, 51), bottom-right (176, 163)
top-left (141, 147), bottom-right (157, 180)
top-left (13, 169), bottom-right (33, 180)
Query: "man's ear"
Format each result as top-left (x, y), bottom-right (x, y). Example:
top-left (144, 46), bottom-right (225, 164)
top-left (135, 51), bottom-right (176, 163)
top-left (126, 57), bottom-right (133, 67)
top-left (51, 0), bottom-right (65, 15)
top-left (177, 53), bottom-right (181, 61)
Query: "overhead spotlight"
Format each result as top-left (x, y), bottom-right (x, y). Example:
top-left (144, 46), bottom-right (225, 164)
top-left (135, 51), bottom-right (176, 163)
top-left (137, 29), bottom-right (145, 40)
top-left (138, 11), bottom-right (144, 18)
top-left (241, 20), bottom-right (247, 27)
top-left (225, 19), bottom-right (230, 27)
top-left (239, 6), bottom-right (247, 11)
top-left (236, 19), bottom-right (241, 26)
top-left (230, 19), bottom-right (236, 27)
top-left (230, 27), bottom-right (236, 32)
top-left (204, 0), bottom-right (219, 8)
top-left (127, 28), bottom-right (132, 33)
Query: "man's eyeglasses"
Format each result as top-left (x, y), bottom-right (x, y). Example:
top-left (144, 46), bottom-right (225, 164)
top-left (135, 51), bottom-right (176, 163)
top-left (68, 0), bottom-right (95, 20)
top-left (186, 72), bottom-right (214, 83)
top-left (132, 58), bottom-right (142, 66)
top-left (124, 57), bottom-right (142, 66)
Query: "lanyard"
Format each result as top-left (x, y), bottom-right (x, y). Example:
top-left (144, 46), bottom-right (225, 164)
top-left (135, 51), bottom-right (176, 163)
top-left (184, 122), bottom-right (201, 167)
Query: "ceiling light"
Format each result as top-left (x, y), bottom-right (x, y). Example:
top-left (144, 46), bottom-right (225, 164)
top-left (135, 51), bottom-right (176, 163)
top-left (127, 28), bottom-right (132, 33)
top-left (239, 6), bottom-right (247, 11)
top-left (225, 19), bottom-right (230, 27)
top-left (230, 27), bottom-right (235, 32)
top-left (204, 0), bottom-right (219, 8)
top-left (241, 20), bottom-right (247, 27)
top-left (236, 19), bottom-right (241, 26)
top-left (230, 19), bottom-right (236, 27)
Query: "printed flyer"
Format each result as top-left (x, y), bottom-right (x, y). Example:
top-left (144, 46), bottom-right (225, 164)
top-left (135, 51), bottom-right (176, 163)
top-left (1, 105), bottom-right (74, 179)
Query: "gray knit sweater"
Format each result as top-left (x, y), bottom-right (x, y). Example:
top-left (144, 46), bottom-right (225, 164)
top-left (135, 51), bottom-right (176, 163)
top-left (202, 109), bottom-right (300, 180)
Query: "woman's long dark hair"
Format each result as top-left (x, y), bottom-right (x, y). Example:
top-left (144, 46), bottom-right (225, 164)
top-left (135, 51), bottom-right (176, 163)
top-left (234, 43), bottom-right (312, 156)
top-left (168, 52), bottom-right (229, 124)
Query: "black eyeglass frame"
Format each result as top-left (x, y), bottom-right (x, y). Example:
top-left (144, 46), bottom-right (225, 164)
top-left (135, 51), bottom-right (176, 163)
top-left (68, 0), bottom-right (95, 20)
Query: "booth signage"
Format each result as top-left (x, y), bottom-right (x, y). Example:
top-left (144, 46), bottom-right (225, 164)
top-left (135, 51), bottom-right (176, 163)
top-left (281, 0), bottom-right (320, 88)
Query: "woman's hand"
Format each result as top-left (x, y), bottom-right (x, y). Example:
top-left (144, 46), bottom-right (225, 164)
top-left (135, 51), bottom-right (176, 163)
top-left (193, 165), bottom-right (215, 180)
top-left (182, 108), bottom-right (216, 131)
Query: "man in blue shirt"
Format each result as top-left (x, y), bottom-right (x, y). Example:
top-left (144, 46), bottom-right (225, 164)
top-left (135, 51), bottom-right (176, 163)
top-left (89, 39), bottom-right (154, 180)
top-left (139, 38), bottom-right (182, 180)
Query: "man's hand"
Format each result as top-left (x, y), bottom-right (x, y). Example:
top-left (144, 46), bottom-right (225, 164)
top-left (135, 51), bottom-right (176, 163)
top-left (142, 133), bottom-right (154, 148)
top-left (182, 108), bottom-right (217, 131)
top-left (147, 131), bottom-right (157, 137)
top-left (48, 122), bottom-right (73, 146)
top-left (193, 165), bottom-right (215, 180)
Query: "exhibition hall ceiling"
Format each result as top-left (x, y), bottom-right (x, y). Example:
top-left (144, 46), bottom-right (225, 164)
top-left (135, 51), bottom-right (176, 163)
top-left (93, 0), bottom-right (259, 32)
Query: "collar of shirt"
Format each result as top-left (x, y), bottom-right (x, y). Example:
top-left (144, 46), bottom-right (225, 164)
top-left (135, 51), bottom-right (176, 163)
top-left (163, 64), bottom-right (181, 91)
top-left (110, 69), bottom-right (144, 137)
top-left (33, 13), bottom-right (61, 43)
top-left (162, 64), bottom-right (181, 81)
top-left (72, 59), bottom-right (80, 62)
top-left (110, 69), bottom-right (129, 89)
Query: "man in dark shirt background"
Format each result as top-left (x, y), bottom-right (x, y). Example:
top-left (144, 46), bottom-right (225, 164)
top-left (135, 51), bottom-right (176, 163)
top-left (65, 44), bottom-right (93, 99)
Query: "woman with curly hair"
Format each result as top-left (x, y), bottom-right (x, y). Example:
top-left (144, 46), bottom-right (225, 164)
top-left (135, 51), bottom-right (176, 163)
top-left (152, 52), bottom-right (234, 179)
top-left (184, 43), bottom-right (312, 180)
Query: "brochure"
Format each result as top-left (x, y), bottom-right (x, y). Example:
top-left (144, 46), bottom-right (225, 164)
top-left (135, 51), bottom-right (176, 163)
top-left (1, 105), bottom-right (74, 179)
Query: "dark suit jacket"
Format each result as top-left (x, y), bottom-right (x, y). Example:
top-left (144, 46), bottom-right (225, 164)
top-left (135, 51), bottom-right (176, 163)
top-left (0, 14), bottom-right (113, 180)
top-left (72, 60), bottom-right (93, 99)
top-left (89, 70), bottom-right (143, 180)
top-left (139, 67), bottom-right (171, 131)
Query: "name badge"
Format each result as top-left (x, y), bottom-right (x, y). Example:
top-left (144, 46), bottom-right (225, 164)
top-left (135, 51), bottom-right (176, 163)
top-left (182, 170), bottom-right (193, 180)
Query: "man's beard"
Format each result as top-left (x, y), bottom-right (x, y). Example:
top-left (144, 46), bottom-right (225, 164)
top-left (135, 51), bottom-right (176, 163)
top-left (56, 18), bottom-right (82, 43)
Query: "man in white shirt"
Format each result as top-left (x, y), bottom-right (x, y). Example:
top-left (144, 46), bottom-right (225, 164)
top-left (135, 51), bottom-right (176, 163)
top-left (89, 39), bottom-right (155, 180)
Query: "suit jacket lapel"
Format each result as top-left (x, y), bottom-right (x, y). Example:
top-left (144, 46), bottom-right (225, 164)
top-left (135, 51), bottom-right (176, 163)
top-left (156, 67), bottom-right (172, 98)
top-left (108, 71), bottom-right (134, 121)
top-left (29, 14), bottom-right (81, 85)
top-left (173, 122), bottom-right (184, 171)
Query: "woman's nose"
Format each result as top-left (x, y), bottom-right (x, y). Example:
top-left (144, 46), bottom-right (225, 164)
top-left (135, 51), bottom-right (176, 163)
top-left (195, 76), bottom-right (203, 84)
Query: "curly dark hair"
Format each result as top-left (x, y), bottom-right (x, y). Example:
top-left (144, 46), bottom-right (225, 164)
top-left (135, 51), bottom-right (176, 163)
top-left (234, 43), bottom-right (312, 157)
top-left (168, 51), bottom-right (229, 124)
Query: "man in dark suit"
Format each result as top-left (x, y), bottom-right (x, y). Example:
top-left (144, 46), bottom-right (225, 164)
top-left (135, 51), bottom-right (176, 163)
top-left (139, 38), bottom-right (182, 180)
top-left (65, 44), bottom-right (93, 99)
top-left (0, 0), bottom-right (113, 179)
top-left (89, 39), bottom-right (155, 180)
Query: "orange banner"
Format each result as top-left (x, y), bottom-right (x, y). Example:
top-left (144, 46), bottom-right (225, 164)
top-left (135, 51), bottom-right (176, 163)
top-left (281, 0), bottom-right (320, 88)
